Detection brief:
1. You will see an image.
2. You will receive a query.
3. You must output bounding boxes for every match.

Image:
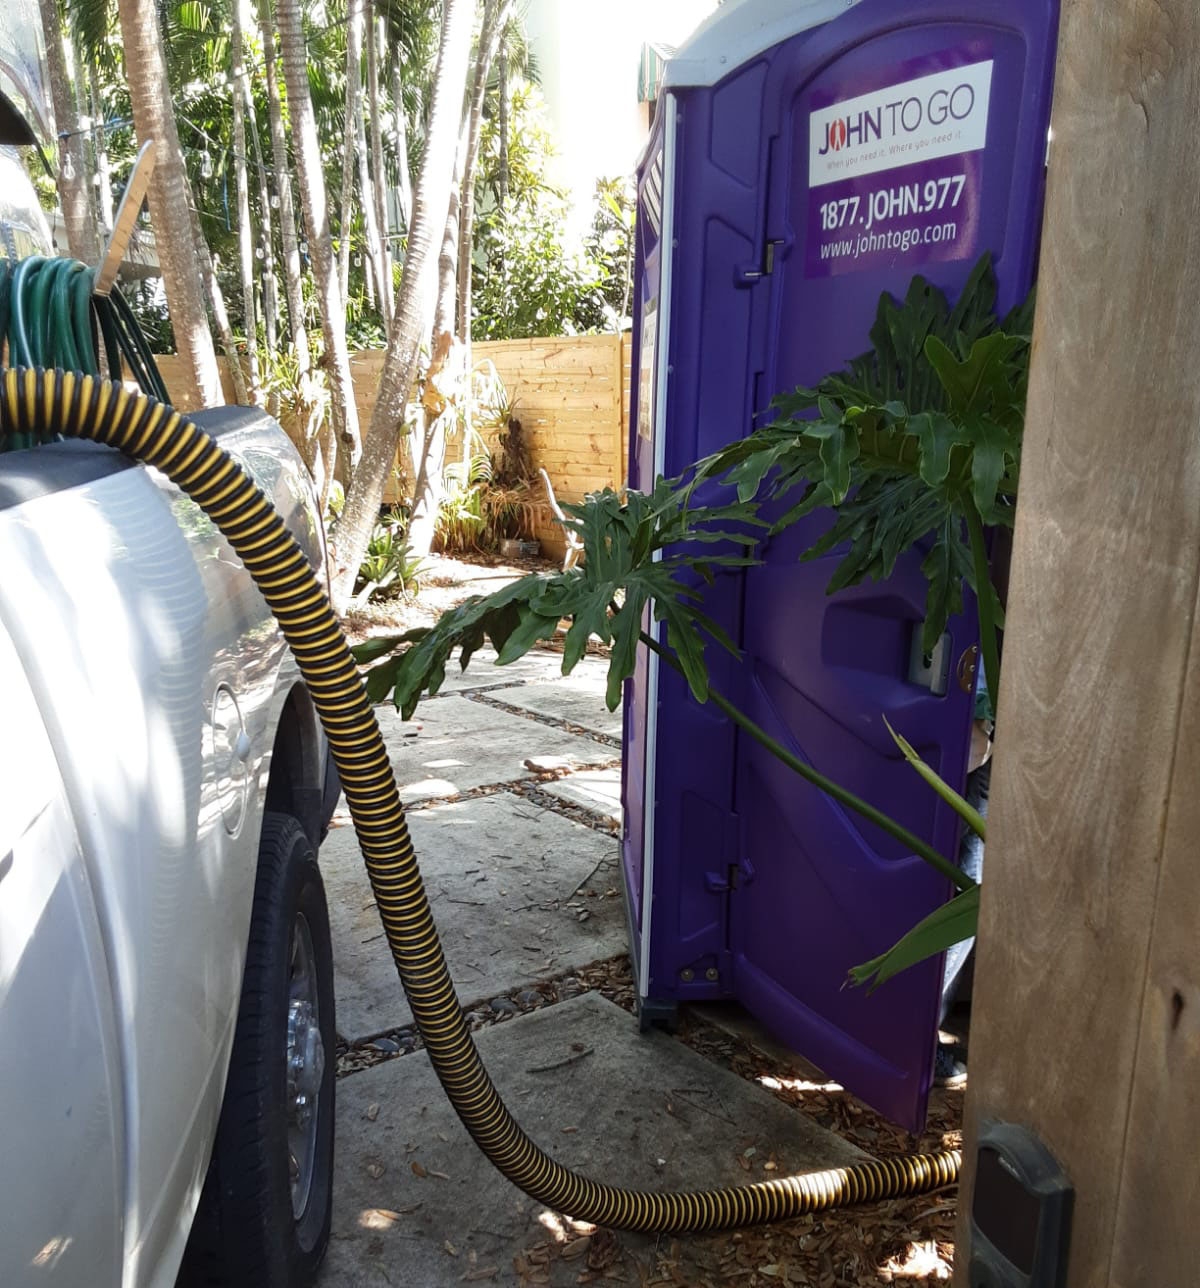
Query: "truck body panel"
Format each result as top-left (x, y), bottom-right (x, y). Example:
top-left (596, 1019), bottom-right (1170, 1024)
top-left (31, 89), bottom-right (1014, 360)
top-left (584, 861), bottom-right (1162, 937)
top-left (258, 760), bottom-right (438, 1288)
top-left (0, 413), bottom-right (327, 1288)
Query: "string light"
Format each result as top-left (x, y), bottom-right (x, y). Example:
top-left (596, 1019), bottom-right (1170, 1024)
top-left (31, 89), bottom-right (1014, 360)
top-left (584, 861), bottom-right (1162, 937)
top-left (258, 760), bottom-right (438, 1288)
top-left (201, 150), bottom-right (214, 179)
top-left (270, 193), bottom-right (280, 209)
top-left (61, 150), bottom-right (75, 181)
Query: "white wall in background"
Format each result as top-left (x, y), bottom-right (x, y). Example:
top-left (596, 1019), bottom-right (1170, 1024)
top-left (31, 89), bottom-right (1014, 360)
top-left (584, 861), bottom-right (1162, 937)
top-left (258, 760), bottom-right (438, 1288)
top-left (523, 0), bottom-right (717, 239)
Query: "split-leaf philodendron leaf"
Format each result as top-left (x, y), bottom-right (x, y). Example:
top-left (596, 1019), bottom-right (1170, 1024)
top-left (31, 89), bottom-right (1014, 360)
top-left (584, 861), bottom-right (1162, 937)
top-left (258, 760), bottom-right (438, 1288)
top-left (692, 253), bottom-right (1031, 654)
top-left (354, 480), bottom-right (762, 719)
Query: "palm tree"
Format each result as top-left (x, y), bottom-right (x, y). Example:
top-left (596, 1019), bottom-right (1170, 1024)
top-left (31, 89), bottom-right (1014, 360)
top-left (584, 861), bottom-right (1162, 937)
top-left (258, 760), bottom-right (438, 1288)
top-left (331, 0), bottom-right (474, 601)
top-left (354, 8), bottom-right (389, 328)
top-left (230, 0), bottom-right (261, 400)
top-left (239, 64), bottom-right (279, 358)
top-left (455, 0), bottom-right (513, 348)
top-left (273, 0), bottom-right (362, 468)
top-left (88, 64), bottom-right (115, 231)
top-left (116, 0), bottom-right (222, 408)
top-left (365, 3), bottom-right (393, 324)
top-left (255, 0), bottom-right (310, 376)
top-left (390, 56), bottom-right (413, 232)
top-left (336, 0), bottom-right (364, 304)
top-left (38, 0), bottom-right (101, 263)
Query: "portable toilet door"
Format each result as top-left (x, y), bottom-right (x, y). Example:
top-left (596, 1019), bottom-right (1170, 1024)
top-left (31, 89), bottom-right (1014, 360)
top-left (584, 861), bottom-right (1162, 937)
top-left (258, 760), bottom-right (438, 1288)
top-left (623, 0), bottom-right (1058, 1131)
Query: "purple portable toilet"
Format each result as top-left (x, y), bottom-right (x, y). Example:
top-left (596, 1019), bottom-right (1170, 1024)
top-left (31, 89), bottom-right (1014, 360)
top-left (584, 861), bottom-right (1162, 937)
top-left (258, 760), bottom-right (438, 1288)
top-left (622, 0), bottom-right (1058, 1131)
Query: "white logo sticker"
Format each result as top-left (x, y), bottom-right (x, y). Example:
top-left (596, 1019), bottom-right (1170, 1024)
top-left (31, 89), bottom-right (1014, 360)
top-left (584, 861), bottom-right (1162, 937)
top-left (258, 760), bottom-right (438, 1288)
top-left (809, 60), bottom-right (993, 188)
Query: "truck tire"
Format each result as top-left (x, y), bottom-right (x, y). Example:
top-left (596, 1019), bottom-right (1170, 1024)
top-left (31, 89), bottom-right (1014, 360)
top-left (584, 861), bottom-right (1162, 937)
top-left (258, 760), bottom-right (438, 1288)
top-left (182, 812), bottom-right (336, 1286)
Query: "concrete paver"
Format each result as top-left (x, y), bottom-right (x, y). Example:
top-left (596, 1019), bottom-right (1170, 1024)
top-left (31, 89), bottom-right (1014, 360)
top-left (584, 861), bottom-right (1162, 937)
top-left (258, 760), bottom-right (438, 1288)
top-left (429, 646), bottom-right (565, 693)
top-left (376, 694), bottom-right (616, 804)
top-left (319, 993), bottom-right (867, 1288)
top-left (489, 671), bottom-right (622, 741)
top-left (540, 767), bottom-right (622, 826)
top-left (325, 793), bottom-right (625, 1041)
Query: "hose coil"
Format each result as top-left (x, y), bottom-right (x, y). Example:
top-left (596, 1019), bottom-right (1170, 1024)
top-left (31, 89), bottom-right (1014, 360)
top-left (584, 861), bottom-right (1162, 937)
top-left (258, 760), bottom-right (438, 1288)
top-left (0, 366), bottom-right (961, 1233)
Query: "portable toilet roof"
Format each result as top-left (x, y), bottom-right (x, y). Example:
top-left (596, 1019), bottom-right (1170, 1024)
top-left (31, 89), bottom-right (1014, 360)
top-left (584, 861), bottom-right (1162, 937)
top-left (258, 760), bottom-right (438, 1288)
top-left (663, 0), bottom-right (862, 90)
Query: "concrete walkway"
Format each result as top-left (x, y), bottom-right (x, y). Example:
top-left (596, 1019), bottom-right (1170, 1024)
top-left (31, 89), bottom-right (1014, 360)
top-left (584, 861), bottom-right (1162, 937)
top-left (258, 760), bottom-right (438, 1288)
top-left (318, 647), bottom-right (869, 1287)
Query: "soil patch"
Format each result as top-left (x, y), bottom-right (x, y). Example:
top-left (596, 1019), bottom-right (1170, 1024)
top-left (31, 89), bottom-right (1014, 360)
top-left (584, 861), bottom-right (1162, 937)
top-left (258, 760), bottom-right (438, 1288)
top-left (343, 551), bottom-right (555, 641)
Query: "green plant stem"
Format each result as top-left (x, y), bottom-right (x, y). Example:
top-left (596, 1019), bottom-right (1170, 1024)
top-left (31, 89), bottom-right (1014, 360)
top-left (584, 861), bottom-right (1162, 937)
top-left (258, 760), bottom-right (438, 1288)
top-left (639, 630), bottom-right (974, 892)
top-left (964, 498), bottom-right (1002, 714)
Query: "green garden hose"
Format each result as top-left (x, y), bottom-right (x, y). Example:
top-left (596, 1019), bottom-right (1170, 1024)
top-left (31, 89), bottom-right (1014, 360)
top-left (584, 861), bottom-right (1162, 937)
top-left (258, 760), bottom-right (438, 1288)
top-left (0, 257), bottom-right (167, 411)
top-left (0, 365), bottom-right (961, 1233)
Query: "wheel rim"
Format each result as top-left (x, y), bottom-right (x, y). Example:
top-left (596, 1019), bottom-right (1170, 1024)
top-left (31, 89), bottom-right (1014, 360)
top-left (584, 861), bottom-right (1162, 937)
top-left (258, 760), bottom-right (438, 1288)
top-left (286, 911), bottom-right (326, 1220)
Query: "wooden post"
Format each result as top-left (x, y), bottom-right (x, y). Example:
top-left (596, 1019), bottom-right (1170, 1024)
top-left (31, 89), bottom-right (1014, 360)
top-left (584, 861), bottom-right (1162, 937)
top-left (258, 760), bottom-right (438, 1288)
top-left (955, 3), bottom-right (1200, 1284)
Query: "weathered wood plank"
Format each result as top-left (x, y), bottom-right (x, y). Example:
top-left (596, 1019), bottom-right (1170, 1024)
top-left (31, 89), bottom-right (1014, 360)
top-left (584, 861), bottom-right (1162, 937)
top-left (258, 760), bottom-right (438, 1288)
top-left (521, 412), bottom-right (619, 432)
top-left (507, 392), bottom-right (616, 411)
top-left (1110, 579), bottom-right (1200, 1286)
top-left (956, 3), bottom-right (1200, 1285)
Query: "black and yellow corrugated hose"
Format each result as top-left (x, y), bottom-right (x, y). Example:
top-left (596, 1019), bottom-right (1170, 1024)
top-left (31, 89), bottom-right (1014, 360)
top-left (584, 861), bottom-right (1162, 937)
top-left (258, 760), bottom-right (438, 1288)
top-left (0, 366), bottom-right (961, 1233)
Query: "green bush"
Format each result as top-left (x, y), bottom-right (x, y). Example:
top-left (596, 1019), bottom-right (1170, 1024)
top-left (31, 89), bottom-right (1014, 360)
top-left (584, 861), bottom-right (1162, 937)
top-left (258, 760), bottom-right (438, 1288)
top-left (353, 509), bottom-right (423, 605)
top-left (472, 199), bottom-right (609, 340)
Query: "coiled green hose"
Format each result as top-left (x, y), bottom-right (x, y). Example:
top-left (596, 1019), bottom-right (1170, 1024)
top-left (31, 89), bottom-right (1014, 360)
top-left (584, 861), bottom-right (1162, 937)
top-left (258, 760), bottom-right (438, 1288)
top-left (0, 366), bottom-right (961, 1233)
top-left (0, 258), bottom-right (168, 424)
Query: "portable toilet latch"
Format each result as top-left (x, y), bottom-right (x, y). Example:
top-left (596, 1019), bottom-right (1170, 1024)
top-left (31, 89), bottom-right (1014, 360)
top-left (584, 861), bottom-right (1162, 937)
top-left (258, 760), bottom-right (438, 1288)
top-left (908, 626), bottom-right (951, 696)
top-left (705, 857), bottom-right (756, 893)
top-left (739, 238), bottom-right (784, 283)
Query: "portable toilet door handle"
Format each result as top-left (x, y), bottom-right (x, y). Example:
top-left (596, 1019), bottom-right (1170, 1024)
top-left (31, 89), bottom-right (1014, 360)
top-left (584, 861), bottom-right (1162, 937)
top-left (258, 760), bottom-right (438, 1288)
top-left (739, 238), bottom-right (783, 283)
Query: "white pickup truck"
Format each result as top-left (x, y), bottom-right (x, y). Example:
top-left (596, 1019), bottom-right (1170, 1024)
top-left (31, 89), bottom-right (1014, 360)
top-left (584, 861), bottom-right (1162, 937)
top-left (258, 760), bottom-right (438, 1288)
top-left (0, 120), bottom-right (339, 1288)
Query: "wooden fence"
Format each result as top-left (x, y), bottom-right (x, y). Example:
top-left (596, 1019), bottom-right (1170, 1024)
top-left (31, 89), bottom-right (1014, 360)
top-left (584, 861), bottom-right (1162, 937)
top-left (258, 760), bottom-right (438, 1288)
top-left (154, 332), bottom-right (634, 560)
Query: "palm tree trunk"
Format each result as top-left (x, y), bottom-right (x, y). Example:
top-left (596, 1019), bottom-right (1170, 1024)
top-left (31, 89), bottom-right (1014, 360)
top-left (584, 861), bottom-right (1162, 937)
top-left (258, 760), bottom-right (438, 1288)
top-left (231, 0), bottom-right (261, 401)
top-left (363, 246), bottom-right (377, 310)
top-left (354, 70), bottom-right (388, 333)
top-left (275, 0), bottom-right (362, 467)
top-left (257, 0), bottom-right (309, 375)
top-left (116, 0), bottom-right (221, 408)
top-left (391, 58), bottom-right (412, 233)
top-left (337, 0), bottom-right (363, 304)
top-left (240, 59), bottom-right (279, 358)
top-left (330, 0), bottom-right (474, 604)
top-left (189, 202), bottom-right (249, 406)
top-left (39, 0), bottom-right (100, 264)
top-left (456, 0), bottom-right (512, 347)
top-left (90, 66), bottom-right (114, 233)
top-left (496, 46), bottom-right (509, 208)
top-left (366, 3), bottom-right (394, 325)
top-left (434, 137), bottom-right (464, 341)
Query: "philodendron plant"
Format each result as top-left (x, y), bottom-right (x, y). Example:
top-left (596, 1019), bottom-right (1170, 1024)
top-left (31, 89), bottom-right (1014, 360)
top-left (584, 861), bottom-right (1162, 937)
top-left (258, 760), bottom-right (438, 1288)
top-left (353, 255), bottom-right (1031, 990)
